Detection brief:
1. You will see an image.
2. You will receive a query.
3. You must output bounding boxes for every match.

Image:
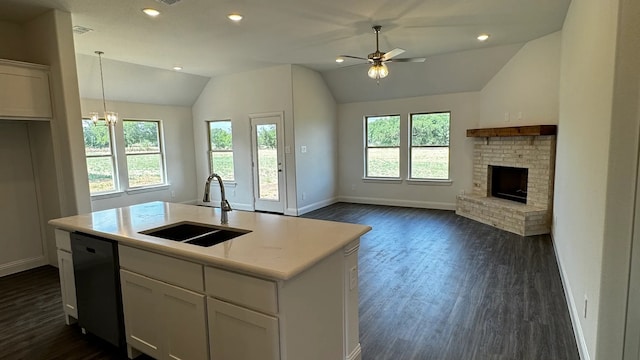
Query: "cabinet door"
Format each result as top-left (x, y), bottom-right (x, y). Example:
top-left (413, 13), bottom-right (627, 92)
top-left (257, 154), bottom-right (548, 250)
top-left (57, 249), bottom-right (77, 322)
top-left (208, 297), bottom-right (279, 360)
top-left (120, 270), bottom-right (163, 359)
top-left (0, 63), bottom-right (52, 119)
top-left (160, 282), bottom-right (208, 360)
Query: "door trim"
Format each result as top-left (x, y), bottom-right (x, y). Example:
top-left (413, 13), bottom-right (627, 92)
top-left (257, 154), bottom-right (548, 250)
top-left (249, 111), bottom-right (287, 214)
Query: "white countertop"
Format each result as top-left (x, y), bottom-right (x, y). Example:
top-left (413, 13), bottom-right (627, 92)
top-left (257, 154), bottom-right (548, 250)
top-left (49, 202), bottom-right (371, 280)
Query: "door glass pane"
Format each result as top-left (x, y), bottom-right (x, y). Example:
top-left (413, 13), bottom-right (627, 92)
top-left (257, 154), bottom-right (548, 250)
top-left (256, 124), bottom-right (278, 200)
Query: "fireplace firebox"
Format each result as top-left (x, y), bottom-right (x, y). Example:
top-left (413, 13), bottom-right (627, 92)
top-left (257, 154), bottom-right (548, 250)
top-left (489, 166), bottom-right (528, 204)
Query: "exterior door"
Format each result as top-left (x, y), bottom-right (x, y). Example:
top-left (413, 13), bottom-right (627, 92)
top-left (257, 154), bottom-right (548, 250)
top-left (250, 112), bottom-right (285, 213)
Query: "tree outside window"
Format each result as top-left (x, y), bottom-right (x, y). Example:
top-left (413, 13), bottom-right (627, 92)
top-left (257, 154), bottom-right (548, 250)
top-left (365, 115), bottom-right (401, 178)
top-left (123, 120), bottom-right (165, 187)
top-left (82, 119), bottom-right (117, 193)
top-left (208, 120), bottom-right (234, 181)
top-left (410, 112), bottom-right (450, 180)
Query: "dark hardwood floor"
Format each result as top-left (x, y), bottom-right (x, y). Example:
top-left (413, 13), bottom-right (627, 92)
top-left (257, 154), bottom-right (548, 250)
top-left (0, 203), bottom-right (579, 359)
top-left (303, 203), bottom-right (579, 360)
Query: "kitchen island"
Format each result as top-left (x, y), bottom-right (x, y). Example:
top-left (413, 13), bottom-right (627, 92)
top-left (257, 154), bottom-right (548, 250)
top-left (49, 201), bottom-right (371, 360)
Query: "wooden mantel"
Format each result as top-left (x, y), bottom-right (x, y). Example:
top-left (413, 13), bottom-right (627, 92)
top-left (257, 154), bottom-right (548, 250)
top-left (466, 125), bottom-right (557, 137)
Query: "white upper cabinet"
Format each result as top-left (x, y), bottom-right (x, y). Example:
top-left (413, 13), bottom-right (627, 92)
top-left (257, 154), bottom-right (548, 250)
top-left (0, 59), bottom-right (52, 120)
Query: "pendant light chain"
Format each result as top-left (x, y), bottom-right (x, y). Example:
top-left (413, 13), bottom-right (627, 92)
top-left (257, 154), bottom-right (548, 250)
top-left (97, 51), bottom-right (107, 116)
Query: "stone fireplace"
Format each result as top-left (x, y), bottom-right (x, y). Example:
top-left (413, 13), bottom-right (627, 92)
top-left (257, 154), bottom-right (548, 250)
top-left (456, 125), bottom-right (556, 236)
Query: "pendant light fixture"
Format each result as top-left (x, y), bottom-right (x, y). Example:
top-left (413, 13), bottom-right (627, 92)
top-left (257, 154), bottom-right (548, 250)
top-left (90, 51), bottom-right (118, 126)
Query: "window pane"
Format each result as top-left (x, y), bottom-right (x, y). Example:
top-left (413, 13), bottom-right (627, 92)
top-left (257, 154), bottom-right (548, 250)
top-left (86, 156), bottom-right (116, 193)
top-left (209, 121), bottom-right (233, 150)
top-left (411, 147), bottom-right (449, 179)
top-left (256, 124), bottom-right (278, 200)
top-left (211, 152), bottom-right (234, 181)
top-left (411, 113), bottom-right (450, 146)
top-left (367, 148), bottom-right (399, 177)
top-left (367, 116), bottom-right (400, 147)
top-left (127, 154), bottom-right (163, 187)
top-left (124, 121), bottom-right (160, 153)
top-left (82, 120), bottom-right (112, 156)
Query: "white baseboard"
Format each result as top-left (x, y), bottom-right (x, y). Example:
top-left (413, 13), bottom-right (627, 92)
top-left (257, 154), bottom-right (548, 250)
top-left (284, 208), bottom-right (298, 216)
top-left (337, 196), bottom-right (456, 211)
top-left (346, 343), bottom-right (362, 360)
top-left (0, 255), bottom-right (48, 277)
top-left (298, 197), bottom-right (339, 216)
top-left (550, 233), bottom-right (590, 360)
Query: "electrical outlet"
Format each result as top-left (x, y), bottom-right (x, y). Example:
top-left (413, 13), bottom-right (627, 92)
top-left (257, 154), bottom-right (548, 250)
top-left (517, 112), bottom-right (523, 121)
top-left (170, 190), bottom-right (175, 198)
top-left (302, 192), bottom-right (306, 201)
top-left (301, 145), bottom-right (307, 153)
top-left (351, 184), bottom-right (356, 191)
top-left (583, 294), bottom-right (588, 318)
top-left (504, 112), bottom-right (510, 122)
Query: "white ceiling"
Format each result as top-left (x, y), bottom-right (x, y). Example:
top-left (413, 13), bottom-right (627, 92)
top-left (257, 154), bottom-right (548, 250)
top-left (0, 0), bottom-right (571, 104)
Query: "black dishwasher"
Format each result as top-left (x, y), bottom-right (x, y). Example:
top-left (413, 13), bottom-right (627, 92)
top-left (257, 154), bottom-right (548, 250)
top-left (71, 232), bottom-right (125, 348)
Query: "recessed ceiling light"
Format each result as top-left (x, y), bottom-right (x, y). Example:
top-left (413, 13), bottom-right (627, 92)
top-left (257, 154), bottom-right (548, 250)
top-left (477, 34), bottom-right (490, 42)
top-left (336, 57), bottom-right (344, 63)
top-left (227, 13), bottom-right (243, 22)
top-left (142, 8), bottom-right (161, 17)
top-left (173, 66), bottom-right (183, 71)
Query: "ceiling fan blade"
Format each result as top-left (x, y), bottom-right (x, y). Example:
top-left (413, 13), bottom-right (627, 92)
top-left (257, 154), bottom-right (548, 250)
top-left (382, 48), bottom-right (405, 60)
top-left (387, 57), bottom-right (426, 63)
top-left (339, 55), bottom-right (370, 61)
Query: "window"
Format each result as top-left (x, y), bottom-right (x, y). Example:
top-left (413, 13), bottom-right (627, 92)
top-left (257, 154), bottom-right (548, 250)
top-left (123, 120), bottom-right (165, 187)
top-left (207, 120), bottom-right (234, 181)
top-left (82, 119), bottom-right (117, 194)
top-left (410, 112), bottom-right (450, 180)
top-left (365, 115), bottom-right (400, 178)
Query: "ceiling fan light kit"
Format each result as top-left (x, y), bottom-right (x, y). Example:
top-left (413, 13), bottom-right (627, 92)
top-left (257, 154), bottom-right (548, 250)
top-left (368, 62), bottom-right (388, 79)
top-left (339, 25), bottom-right (426, 81)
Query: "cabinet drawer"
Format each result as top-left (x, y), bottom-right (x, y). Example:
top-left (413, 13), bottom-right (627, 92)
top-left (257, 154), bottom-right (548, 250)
top-left (205, 266), bottom-right (278, 314)
top-left (119, 245), bottom-right (204, 292)
top-left (55, 229), bottom-right (72, 252)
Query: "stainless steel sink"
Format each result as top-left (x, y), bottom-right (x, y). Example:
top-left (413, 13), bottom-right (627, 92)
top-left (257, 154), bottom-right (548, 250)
top-left (140, 221), bottom-right (250, 247)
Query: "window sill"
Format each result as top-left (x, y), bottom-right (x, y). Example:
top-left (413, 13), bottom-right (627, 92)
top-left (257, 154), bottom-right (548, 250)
top-left (91, 191), bottom-right (124, 200)
top-left (362, 177), bottom-right (403, 184)
top-left (126, 184), bottom-right (171, 195)
top-left (406, 179), bottom-right (453, 186)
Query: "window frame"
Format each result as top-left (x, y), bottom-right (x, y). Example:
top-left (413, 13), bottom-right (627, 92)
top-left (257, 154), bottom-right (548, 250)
top-left (408, 111), bottom-right (451, 181)
top-left (207, 120), bottom-right (235, 182)
top-left (122, 119), bottom-right (168, 189)
top-left (364, 114), bottom-right (402, 179)
top-left (82, 118), bottom-right (119, 195)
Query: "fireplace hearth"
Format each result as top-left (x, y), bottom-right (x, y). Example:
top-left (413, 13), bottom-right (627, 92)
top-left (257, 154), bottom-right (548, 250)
top-left (489, 166), bottom-right (528, 204)
top-left (456, 125), bottom-right (556, 236)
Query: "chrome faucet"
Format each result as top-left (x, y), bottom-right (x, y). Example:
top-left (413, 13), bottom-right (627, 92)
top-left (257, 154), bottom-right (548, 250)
top-left (203, 173), bottom-right (232, 224)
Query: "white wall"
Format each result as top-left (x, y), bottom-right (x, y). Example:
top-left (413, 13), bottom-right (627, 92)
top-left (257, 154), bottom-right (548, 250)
top-left (553, 0), bottom-right (619, 358)
top-left (0, 20), bottom-right (27, 61)
top-left (599, 0), bottom-right (640, 358)
top-left (192, 65), bottom-right (295, 212)
top-left (80, 99), bottom-right (197, 211)
top-left (479, 32), bottom-right (561, 127)
top-left (337, 92), bottom-right (478, 209)
top-left (291, 65), bottom-right (338, 214)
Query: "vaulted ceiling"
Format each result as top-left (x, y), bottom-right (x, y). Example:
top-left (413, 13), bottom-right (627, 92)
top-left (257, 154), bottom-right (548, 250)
top-left (0, 0), bottom-right (571, 104)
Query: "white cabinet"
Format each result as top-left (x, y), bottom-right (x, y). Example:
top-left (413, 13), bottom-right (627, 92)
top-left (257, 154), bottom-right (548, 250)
top-left (119, 246), bottom-right (208, 360)
top-left (55, 229), bottom-right (77, 325)
top-left (207, 297), bottom-right (279, 360)
top-left (0, 60), bottom-right (52, 120)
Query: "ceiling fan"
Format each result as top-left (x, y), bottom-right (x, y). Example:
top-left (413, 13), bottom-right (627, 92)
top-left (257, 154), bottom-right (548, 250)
top-left (339, 25), bottom-right (426, 80)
